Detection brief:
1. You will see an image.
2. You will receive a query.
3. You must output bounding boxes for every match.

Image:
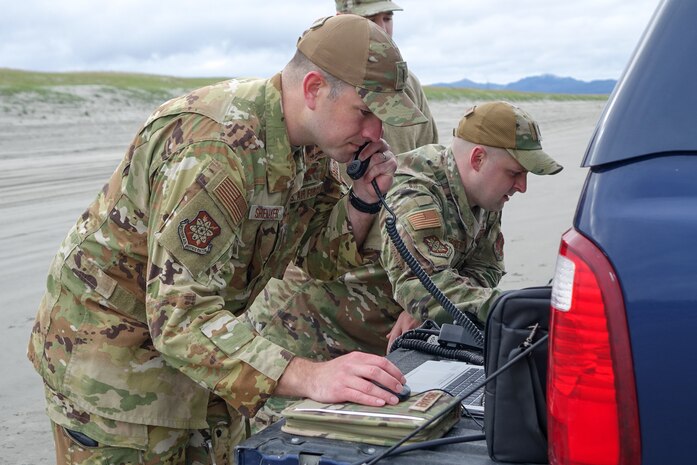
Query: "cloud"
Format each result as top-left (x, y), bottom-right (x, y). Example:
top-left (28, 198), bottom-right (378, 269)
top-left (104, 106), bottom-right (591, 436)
top-left (0, 0), bottom-right (660, 85)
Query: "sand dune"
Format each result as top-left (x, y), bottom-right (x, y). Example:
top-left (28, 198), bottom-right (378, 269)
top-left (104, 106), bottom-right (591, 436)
top-left (0, 90), bottom-right (605, 463)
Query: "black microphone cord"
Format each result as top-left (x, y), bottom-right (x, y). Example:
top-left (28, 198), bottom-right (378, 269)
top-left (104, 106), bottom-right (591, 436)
top-left (371, 179), bottom-right (485, 348)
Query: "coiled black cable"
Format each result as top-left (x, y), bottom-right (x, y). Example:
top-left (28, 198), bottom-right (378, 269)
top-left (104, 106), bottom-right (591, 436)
top-left (390, 338), bottom-right (484, 365)
top-left (388, 321), bottom-right (484, 364)
top-left (372, 180), bottom-right (485, 348)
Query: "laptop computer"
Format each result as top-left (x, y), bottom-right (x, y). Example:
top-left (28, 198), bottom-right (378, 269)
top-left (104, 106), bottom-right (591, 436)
top-left (403, 359), bottom-right (486, 417)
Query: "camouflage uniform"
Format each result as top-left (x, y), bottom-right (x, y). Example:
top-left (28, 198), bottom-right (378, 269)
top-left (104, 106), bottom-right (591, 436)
top-left (382, 72), bottom-right (438, 155)
top-left (245, 53), bottom-right (438, 365)
top-left (247, 144), bottom-right (504, 431)
top-left (27, 74), bottom-right (361, 461)
top-left (380, 144), bottom-right (504, 322)
top-left (246, 5), bottom-right (439, 432)
top-left (246, 48), bottom-right (439, 436)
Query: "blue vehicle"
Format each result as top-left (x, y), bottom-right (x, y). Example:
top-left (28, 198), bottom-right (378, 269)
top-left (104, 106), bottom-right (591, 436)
top-left (547, 1), bottom-right (697, 464)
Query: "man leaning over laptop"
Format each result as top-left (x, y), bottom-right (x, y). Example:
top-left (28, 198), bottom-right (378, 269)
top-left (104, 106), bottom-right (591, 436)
top-left (247, 101), bottom-right (563, 431)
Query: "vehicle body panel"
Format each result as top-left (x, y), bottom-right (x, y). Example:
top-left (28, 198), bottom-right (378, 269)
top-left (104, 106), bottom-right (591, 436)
top-left (573, 0), bottom-right (697, 462)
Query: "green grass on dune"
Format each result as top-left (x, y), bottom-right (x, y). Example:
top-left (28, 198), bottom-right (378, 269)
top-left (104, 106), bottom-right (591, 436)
top-left (0, 68), bottom-right (608, 104)
top-left (0, 68), bottom-right (227, 104)
top-left (424, 85), bottom-right (608, 102)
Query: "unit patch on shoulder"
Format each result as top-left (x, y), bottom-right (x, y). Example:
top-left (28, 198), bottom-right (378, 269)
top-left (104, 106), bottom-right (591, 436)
top-left (407, 209), bottom-right (442, 231)
top-left (178, 210), bottom-right (222, 255)
top-left (493, 232), bottom-right (504, 261)
top-left (423, 235), bottom-right (452, 258)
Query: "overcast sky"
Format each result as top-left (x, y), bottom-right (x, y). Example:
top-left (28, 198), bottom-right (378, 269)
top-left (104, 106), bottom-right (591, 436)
top-left (1, 0), bottom-right (661, 85)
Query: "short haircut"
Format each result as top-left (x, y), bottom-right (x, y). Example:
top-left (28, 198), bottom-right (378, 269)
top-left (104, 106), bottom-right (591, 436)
top-left (286, 50), bottom-right (350, 100)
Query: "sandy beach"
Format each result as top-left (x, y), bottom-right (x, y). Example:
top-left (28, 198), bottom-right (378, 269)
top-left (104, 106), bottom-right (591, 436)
top-left (0, 90), bottom-right (605, 463)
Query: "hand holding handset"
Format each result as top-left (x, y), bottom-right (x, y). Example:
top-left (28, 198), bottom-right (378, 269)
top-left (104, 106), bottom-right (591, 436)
top-left (346, 142), bottom-right (371, 180)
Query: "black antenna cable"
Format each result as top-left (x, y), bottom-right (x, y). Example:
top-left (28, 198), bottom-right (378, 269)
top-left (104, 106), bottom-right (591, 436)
top-left (371, 179), bottom-right (484, 349)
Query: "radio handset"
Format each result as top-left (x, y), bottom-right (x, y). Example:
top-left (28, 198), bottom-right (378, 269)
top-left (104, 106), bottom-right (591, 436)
top-left (346, 143), bottom-right (371, 180)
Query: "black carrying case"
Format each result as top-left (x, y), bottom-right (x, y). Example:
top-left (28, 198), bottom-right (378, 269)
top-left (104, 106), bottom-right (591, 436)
top-left (484, 286), bottom-right (551, 464)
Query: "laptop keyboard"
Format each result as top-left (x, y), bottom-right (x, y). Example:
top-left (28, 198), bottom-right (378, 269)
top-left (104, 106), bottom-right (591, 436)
top-left (444, 368), bottom-right (486, 407)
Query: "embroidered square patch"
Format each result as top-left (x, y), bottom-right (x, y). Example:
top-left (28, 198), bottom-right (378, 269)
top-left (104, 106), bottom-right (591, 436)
top-left (212, 176), bottom-right (247, 226)
top-left (407, 209), bottom-right (442, 231)
top-left (158, 190), bottom-right (235, 278)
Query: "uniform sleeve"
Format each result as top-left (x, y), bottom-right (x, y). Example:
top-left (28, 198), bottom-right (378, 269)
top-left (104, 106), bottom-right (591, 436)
top-left (382, 74), bottom-right (439, 156)
top-left (379, 182), bottom-right (501, 325)
top-left (407, 73), bottom-right (440, 148)
top-left (293, 157), bottom-right (362, 280)
top-left (146, 141), bottom-right (294, 417)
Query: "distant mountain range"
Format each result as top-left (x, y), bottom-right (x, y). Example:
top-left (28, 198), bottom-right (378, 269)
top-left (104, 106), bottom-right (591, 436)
top-left (430, 74), bottom-right (616, 95)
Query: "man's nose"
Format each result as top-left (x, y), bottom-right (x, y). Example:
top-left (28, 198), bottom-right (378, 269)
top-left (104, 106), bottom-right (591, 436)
top-left (515, 173), bottom-right (528, 193)
top-left (362, 114), bottom-right (383, 142)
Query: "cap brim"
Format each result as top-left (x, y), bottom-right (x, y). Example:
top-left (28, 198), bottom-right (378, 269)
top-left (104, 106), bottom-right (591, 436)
top-left (359, 88), bottom-right (427, 127)
top-left (506, 148), bottom-right (564, 175)
top-left (349, 2), bottom-right (403, 16)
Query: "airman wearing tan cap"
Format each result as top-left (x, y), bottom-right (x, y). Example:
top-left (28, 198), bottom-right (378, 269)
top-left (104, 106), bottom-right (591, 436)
top-left (382, 101), bottom-right (562, 344)
top-left (28, 14), bottom-right (426, 465)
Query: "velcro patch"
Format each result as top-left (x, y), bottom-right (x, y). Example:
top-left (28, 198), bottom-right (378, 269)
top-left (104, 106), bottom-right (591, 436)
top-left (290, 184), bottom-right (323, 203)
top-left (249, 205), bottom-right (285, 221)
top-left (212, 176), bottom-right (247, 225)
top-left (178, 211), bottom-right (222, 255)
top-left (409, 391), bottom-right (443, 412)
top-left (407, 209), bottom-right (442, 230)
top-left (423, 235), bottom-right (452, 258)
top-left (158, 189), bottom-right (234, 278)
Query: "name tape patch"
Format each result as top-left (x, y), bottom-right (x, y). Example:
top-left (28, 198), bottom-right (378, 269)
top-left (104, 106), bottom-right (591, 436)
top-left (409, 391), bottom-right (444, 412)
top-left (249, 204), bottom-right (285, 221)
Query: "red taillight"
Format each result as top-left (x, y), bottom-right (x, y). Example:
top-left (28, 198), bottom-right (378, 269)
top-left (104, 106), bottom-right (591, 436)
top-left (548, 229), bottom-right (640, 465)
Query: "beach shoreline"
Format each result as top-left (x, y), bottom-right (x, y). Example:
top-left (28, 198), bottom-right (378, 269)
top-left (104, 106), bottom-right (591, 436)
top-left (0, 91), bottom-right (605, 464)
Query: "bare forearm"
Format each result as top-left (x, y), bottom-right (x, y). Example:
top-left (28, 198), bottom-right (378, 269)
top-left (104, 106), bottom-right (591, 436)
top-left (274, 353), bottom-right (407, 407)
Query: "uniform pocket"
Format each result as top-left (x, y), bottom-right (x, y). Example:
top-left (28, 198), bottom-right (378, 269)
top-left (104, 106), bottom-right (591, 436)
top-left (62, 250), bottom-right (142, 321)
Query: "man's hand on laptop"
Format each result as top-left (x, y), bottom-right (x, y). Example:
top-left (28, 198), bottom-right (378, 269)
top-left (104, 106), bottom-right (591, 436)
top-left (274, 352), bottom-right (407, 406)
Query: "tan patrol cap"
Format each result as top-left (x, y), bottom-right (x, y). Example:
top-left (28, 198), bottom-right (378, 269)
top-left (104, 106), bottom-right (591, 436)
top-left (335, 0), bottom-right (403, 16)
top-left (454, 101), bottom-right (563, 175)
top-left (297, 14), bottom-right (426, 127)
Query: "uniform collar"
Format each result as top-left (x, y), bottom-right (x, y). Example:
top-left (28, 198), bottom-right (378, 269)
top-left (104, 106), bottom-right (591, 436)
top-left (264, 73), bottom-right (304, 193)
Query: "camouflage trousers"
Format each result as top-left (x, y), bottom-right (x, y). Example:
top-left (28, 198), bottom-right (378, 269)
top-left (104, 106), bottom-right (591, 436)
top-left (50, 396), bottom-right (248, 465)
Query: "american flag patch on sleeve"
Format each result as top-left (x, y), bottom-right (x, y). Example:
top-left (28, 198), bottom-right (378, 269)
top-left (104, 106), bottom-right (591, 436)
top-left (213, 176), bottom-right (247, 225)
top-left (407, 209), bottom-right (442, 230)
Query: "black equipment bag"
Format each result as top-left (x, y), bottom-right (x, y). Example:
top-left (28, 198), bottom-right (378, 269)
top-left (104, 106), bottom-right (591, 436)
top-left (484, 286), bottom-right (551, 464)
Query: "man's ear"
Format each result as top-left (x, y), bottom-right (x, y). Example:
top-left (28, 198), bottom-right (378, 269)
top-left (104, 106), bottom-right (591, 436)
top-left (470, 145), bottom-right (486, 172)
top-left (302, 71), bottom-right (324, 110)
